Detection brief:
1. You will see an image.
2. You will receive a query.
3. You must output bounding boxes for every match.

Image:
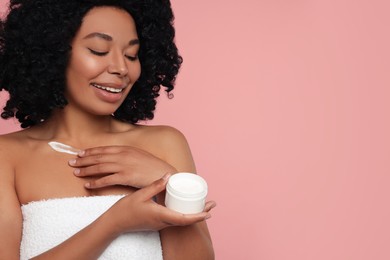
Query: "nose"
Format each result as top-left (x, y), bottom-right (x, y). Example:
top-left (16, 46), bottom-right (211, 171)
top-left (108, 50), bottom-right (128, 76)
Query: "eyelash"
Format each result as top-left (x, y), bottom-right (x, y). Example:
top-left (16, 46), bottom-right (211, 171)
top-left (88, 48), bottom-right (138, 61)
top-left (88, 48), bottom-right (107, 56)
top-left (125, 55), bottom-right (138, 61)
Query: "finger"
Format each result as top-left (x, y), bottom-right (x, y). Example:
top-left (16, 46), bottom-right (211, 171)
top-left (73, 163), bottom-right (121, 177)
top-left (157, 206), bottom-right (211, 226)
top-left (134, 173), bottom-right (170, 201)
top-left (203, 201), bottom-right (217, 212)
top-left (69, 154), bottom-right (120, 167)
top-left (84, 174), bottom-right (124, 189)
top-left (78, 146), bottom-right (125, 157)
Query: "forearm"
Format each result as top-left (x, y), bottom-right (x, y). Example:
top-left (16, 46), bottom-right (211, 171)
top-left (31, 210), bottom-right (119, 260)
top-left (160, 221), bottom-right (214, 260)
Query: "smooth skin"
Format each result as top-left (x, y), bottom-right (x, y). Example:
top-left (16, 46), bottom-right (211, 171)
top-left (0, 7), bottom-right (215, 260)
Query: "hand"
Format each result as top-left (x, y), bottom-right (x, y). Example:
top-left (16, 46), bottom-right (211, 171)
top-left (68, 146), bottom-right (177, 189)
top-left (110, 174), bottom-right (216, 233)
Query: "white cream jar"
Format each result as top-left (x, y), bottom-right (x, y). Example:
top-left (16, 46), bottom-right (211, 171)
top-left (165, 172), bottom-right (208, 214)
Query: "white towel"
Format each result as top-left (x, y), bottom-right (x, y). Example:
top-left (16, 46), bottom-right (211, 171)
top-left (20, 195), bottom-right (163, 260)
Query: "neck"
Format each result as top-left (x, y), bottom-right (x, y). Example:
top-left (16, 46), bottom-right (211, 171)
top-left (41, 106), bottom-right (118, 146)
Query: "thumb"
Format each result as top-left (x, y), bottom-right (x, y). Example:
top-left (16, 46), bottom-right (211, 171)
top-left (136, 173), bottom-right (170, 201)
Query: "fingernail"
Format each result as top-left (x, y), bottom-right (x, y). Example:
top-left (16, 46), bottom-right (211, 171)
top-left (162, 173), bottom-right (171, 180)
top-left (68, 159), bottom-right (76, 165)
top-left (74, 168), bottom-right (80, 175)
top-left (85, 182), bottom-right (90, 188)
top-left (78, 150), bottom-right (85, 156)
top-left (204, 214), bottom-right (211, 220)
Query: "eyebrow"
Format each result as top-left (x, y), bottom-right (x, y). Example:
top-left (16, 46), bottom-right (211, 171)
top-left (83, 32), bottom-right (140, 46)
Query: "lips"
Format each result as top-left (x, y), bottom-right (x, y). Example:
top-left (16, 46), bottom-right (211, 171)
top-left (90, 82), bottom-right (128, 103)
top-left (90, 82), bottom-right (125, 93)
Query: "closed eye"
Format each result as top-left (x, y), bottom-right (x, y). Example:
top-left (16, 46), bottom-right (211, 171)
top-left (125, 55), bottom-right (138, 61)
top-left (88, 48), bottom-right (108, 56)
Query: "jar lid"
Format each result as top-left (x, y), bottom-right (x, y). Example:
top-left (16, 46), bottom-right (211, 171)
top-left (167, 172), bottom-right (208, 199)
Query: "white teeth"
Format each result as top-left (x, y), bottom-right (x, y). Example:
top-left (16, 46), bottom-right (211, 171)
top-left (92, 83), bottom-right (123, 93)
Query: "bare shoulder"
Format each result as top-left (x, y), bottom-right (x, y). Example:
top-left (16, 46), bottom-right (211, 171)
top-left (0, 129), bottom-right (38, 175)
top-left (114, 120), bottom-right (189, 148)
top-left (0, 132), bottom-right (23, 165)
top-left (0, 130), bottom-right (30, 163)
top-left (132, 125), bottom-right (196, 172)
top-left (0, 134), bottom-right (15, 187)
top-left (138, 124), bottom-right (188, 144)
top-left (0, 130), bottom-right (26, 187)
top-left (0, 132), bottom-right (24, 258)
top-left (134, 125), bottom-right (191, 154)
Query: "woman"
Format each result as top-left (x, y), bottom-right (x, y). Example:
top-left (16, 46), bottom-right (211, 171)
top-left (0, 0), bottom-right (215, 259)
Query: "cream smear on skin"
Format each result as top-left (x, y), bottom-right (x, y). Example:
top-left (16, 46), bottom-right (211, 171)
top-left (48, 141), bottom-right (81, 155)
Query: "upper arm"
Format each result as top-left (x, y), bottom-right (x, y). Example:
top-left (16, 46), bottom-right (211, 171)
top-left (155, 127), bottom-right (214, 258)
top-left (0, 139), bottom-right (22, 260)
top-left (156, 126), bottom-right (197, 173)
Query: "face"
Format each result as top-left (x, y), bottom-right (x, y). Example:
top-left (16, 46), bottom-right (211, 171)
top-left (65, 6), bottom-right (141, 115)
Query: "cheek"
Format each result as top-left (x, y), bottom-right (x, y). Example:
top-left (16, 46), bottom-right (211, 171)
top-left (130, 62), bottom-right (141, 82)
top-left (68, 51), bottom-right (104, 81)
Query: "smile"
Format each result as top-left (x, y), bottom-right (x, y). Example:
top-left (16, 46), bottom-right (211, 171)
top-left (91, 83), bottom-right (124, 93)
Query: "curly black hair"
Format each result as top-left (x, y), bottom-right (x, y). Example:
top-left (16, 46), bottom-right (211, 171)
top-left (0, 0), bottom-right (182, 128)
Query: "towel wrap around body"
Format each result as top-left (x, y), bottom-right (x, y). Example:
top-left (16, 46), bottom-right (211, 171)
top-left (20, 195), bottom-right (163, 259)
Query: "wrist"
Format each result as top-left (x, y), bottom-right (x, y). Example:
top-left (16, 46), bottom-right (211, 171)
top-left (101, 200), bottom-right (128, 237)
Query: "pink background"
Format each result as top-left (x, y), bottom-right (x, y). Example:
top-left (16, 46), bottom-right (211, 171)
top-left (1, 0), bottom-right (390, 259)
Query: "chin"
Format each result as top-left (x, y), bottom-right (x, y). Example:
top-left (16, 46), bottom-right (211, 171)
top-left (86, 105), bottom-right (122, 117)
